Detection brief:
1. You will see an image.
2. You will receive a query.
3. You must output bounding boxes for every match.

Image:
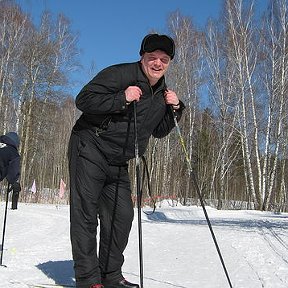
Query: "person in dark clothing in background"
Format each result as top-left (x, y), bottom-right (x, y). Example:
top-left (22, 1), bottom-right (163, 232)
top-left (0, 132), bottom-right (21, 209)
top-left (68, 34), bottom-right (185, 288)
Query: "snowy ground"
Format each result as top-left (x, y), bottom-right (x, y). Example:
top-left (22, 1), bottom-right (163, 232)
top-left (0, 201), bottom-right (287, 288)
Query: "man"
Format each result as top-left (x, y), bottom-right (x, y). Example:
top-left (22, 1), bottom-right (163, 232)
top-left (68, 34), bottom-right (185, 288)
top-left (0, 132), bottom-right (21, 209)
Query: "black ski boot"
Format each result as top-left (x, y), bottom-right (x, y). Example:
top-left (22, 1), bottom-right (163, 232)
top-left (104, 279), bottom-right (139, 288)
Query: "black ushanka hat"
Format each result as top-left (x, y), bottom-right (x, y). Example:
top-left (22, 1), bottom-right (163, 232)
top-left (139, 34), bottom-right (175, 60)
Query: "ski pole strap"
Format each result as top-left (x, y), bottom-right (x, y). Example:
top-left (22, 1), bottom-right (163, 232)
top-left (141, 156), bottom-right (156, 214)
top-left (7, 183), bottom-right (13, 193)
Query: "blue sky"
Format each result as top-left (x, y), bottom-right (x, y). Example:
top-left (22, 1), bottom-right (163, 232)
top-left (16, 0), bottom-right (267, 96)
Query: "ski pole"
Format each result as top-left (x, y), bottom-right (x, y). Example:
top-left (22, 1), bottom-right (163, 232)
top-left (170, 106), bottom-right (233, 288)
top-left (133, 101), bottom-right (144, 288)
top-left (0, 183), bottom-right (12, 267)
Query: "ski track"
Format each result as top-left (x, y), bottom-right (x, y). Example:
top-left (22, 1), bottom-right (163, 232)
top-left (260, 226), bottom-right (288, 264)
top-left (0, 203), bottom-right (288, 288)
top-left (257, 224), bottom-right (288, 285)
top-left (224, 215), bottom-right (288, 288)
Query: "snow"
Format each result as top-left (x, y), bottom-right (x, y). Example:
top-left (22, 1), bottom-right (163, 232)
top-left (0, 200), bottom-right (287, 287)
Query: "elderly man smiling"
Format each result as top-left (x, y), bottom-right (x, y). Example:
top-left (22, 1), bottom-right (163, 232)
top-left (68, 33), bottom-right (185, 288)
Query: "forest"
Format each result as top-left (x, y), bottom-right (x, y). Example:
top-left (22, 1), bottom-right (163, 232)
top-left (0, 0), bottom-right (287, 212)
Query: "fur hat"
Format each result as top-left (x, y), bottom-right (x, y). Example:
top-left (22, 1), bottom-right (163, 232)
top-left (5, 132), bottom-right (20, 148)
top-left (139, 34), bottom-right (175, 60)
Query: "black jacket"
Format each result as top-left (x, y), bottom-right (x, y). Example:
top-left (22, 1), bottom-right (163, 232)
top-left (0, 135), bottom-right (21, 184)
top-left (73, 61), bottom-right (184, 165)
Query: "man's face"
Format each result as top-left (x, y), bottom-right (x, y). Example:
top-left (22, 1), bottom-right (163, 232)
top-left (140, 50), bottom-right (171, 86)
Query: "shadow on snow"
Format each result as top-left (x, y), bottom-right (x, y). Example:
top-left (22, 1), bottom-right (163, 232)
top-left (37, 260), bottom-right (75, 286)
top-left (144, 210), bottom-right (288, 231)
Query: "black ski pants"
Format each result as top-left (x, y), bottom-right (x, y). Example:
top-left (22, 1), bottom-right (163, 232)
top-left (68, 132), bottom-right (134, 287)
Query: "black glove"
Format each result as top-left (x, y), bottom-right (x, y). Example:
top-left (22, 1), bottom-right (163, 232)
top-left (12, 182), bottom-right (21, 193)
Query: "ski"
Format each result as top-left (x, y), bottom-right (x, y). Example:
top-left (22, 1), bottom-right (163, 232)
top-left (10, 280), bottom-right (75, 288)
top-left (27, 285), bottom-right (74, 288)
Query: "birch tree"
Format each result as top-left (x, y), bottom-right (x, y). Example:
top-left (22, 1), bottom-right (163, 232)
top-left (224, 0), bottom-right (264, 208)
top-left (259, 0), bottom-right (288, 210)
top-left (0, 1), bottom-right (29, 133)
top-left (205, 15), bottom-right (244, 208)
top-left (166, 11), bottom-right (204, 204)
